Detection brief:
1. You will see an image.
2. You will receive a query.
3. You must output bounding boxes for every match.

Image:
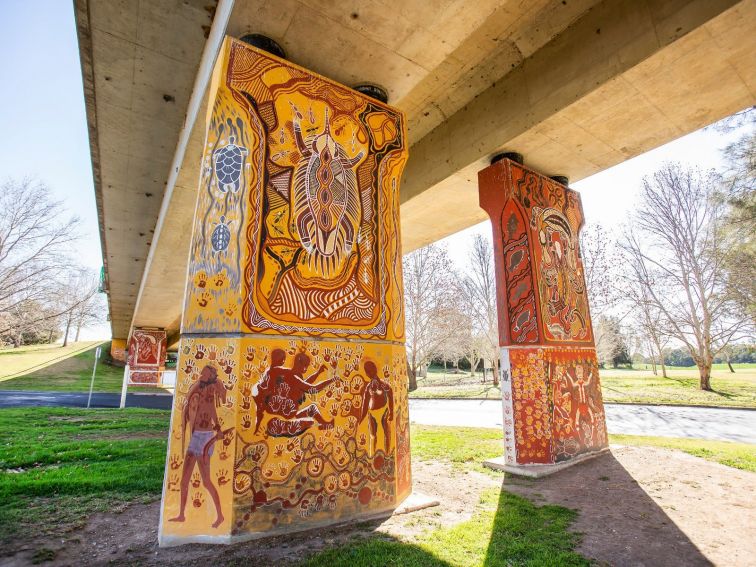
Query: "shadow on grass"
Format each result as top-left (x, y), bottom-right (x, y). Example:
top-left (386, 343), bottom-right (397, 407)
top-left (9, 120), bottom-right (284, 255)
top-left (0, 342), bottom-right (162, 395)
top-left (711, 389), bottom-right (736, 399)
top-left (301, 488), bottom-right (587, 567)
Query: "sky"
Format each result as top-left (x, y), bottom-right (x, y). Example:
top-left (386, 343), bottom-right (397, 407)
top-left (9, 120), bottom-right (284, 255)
top-left (0, 1), bottom-right (749, 340)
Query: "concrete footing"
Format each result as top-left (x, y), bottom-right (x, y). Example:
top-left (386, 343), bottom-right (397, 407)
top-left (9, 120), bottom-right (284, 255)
top-left (159, 491), bottom-right (439, 547)
top-left (483, 447), bottom-right (610, 478)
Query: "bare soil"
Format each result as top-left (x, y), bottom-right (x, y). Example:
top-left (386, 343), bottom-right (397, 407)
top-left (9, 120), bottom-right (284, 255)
top-left (2, 446), bottom-right (754, 566)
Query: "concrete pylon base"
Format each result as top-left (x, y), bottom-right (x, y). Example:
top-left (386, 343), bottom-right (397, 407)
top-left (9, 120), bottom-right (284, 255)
top-left (159, 492), bottom-right (438, 547)
top-left (483, 447), bottom-right (610, 478)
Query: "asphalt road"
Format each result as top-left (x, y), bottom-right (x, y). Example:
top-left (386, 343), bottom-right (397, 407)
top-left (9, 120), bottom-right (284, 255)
top-left (1, 391), bottom-right (754, 444)
top-left (0, 390), bottom-right (173, 410)
top-left (408, 399), bottom-right (756, 444)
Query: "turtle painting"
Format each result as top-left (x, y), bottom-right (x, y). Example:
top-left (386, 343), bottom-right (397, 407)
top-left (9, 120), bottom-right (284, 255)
top-left (213, 135), bottom-right (248, 193)
top-left (291, 105), bottom-right (364, 277)
top-left (211, 215), bottom-right (232, 254)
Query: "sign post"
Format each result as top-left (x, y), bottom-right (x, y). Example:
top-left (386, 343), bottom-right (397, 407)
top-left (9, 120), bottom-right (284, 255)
top-left (120, 365), bottom-right (129, 409)
top-left (86, 346), bottom-right (101, 409)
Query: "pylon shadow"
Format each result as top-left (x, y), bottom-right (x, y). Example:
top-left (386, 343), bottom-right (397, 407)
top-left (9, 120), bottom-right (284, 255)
top-left (490, 450), bottom-right (714, 566)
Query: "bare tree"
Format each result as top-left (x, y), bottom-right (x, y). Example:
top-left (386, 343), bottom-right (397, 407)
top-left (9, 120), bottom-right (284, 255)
top-left (0, 301), bottom-right (61, 347)
top-left (595, 315), bottom-right (622, 368)
top-left (73, 284), bottom-right (104, 342)
top-left (581, 223), bottom-right (623, 315)
top-left (56, 268), bottom-right (102, 346)
top-left (403, 243), bottom-right (459, 390)
top-left (0, 179), bottom-right (80, 340)
top-left (621, 164), bottom-right (752, 390)
top-left (437, 309), bottom-right (468, 374)
top-left (457, 234), bottom-right (500, 386)
top-left (623, 274), bottom-right (671, 378)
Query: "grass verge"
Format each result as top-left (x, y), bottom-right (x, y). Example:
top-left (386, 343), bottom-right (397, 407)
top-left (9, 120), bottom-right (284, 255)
top-left (0, 341), bottom-right (162, 393)
top-left (0, 407), bottom-right (170, 547)
top-left (409, 364), bottom-right (756, 408)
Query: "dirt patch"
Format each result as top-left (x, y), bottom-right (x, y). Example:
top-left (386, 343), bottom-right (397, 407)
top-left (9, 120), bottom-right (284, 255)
top-left (0, 460), bottom-right (494, 567)
top-left (2, 448), bottom-right (753, 566)
top-left (502, 445), bottom-right (756, 567)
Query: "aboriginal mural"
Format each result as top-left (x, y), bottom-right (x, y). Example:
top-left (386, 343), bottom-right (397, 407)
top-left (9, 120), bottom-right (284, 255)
top-left (160, 38), bottom-right (410, 546)
top-left (479, 159), bottom-right (607, 467)
top-left (181, 39), bottom-right (406, 342)
top-left (127, 329), bottom-right (166, 385)
top-left (110, 338), bottom-right (127, 364)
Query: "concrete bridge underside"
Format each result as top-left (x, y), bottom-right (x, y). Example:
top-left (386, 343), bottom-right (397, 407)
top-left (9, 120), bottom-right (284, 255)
top-left (75, 0), bottom-right (756, 343)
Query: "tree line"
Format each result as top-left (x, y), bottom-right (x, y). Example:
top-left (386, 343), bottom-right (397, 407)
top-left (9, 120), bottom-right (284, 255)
top-left (0, 179), bottom-right (104, 348)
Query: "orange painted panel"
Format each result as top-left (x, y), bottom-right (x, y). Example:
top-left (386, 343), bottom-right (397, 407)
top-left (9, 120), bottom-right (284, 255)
top-left (479, 159), bottom-right (606, 466)
top-left (161, 38), bottom-right (410, 545)
top-left (181, 39), bottom-right (407, 341)
top-left (160, 336), bottom-right (409, 543)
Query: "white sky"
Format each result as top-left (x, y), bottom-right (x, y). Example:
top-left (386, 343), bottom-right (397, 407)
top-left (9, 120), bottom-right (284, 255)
top-left (0, 2), bottom-right (750, 341)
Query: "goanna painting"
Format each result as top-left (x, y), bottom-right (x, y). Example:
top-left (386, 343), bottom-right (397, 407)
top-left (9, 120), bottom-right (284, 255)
top-left (479, 159), bottom-right (606, 466)
top-left (182, 38), bottom-right (407, 342)
top-left (160, 38), bottom-right (410, 544)
top-left (161, 336), bottom-right (410, 540)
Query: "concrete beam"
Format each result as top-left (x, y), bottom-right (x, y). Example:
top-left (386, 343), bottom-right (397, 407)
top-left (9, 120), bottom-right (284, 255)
top-left (400, 0), bottom-right (755, 251)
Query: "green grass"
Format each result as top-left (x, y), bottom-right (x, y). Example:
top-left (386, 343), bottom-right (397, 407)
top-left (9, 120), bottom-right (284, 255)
top-left (409, 424), bottom-right (756, 473)
top-left (411, 425), bottom-right (503, 474)
top-left (0, 341), bottom-right (160, 393)
top-left (409, 364), bottom-right (756, 408)
top-left (0, 341), bottom-right (102, 377)
top-left (303, 488), bottom-right (587, 567)
top-left (599, 365), bottom-right (756, 407)
top-left (0, 407), bottom-right (170, 545)
top-left (610, 434), bottom-right (756, 472)
top-left (1, 410), bottom-right (751, 563)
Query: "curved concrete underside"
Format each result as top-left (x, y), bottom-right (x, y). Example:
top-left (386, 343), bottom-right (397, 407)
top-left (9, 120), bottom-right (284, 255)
top-left (75, 0), bottom-right (756, 342)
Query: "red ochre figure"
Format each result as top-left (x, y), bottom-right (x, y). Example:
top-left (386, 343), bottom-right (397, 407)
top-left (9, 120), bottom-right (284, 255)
top-left (569, 364), bottom-right (596, 431)
top-left (170, 365), bottom-right (230, 528)
top-left (252, 349), bottom-right (337, 437)
top-left (357, 360), bottom-right (394, 456)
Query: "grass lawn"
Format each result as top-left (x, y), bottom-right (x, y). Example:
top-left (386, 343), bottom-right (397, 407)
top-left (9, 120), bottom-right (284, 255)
top-left (409, 364), bottom-right (756, 408)
top-left (0, 407), bottom-right (169, 545)
top-left (409, 424), bottom-right (756, 473)
top-left (1, 409), bottom-right (752, 565)
top-left (0, 341), bottom-right (162, 393)
top-left (0, 341), bottom-right (102, 379)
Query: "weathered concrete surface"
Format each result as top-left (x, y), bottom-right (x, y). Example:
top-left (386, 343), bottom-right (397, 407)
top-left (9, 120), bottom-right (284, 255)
top-left (401, 0), bottom-right (756, 251)
top-left (77, 0), bottom-right (756, 340)
top-left (75, 0), bottom-right (215, 337)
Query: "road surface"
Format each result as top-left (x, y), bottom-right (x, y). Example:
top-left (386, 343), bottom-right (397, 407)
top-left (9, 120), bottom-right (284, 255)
top-left (408, 399), bottom-right (756, 444)
top-left (0, 390), bottom-right (173, 410)
top-left (1, 391), bottom-right (754, 444)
